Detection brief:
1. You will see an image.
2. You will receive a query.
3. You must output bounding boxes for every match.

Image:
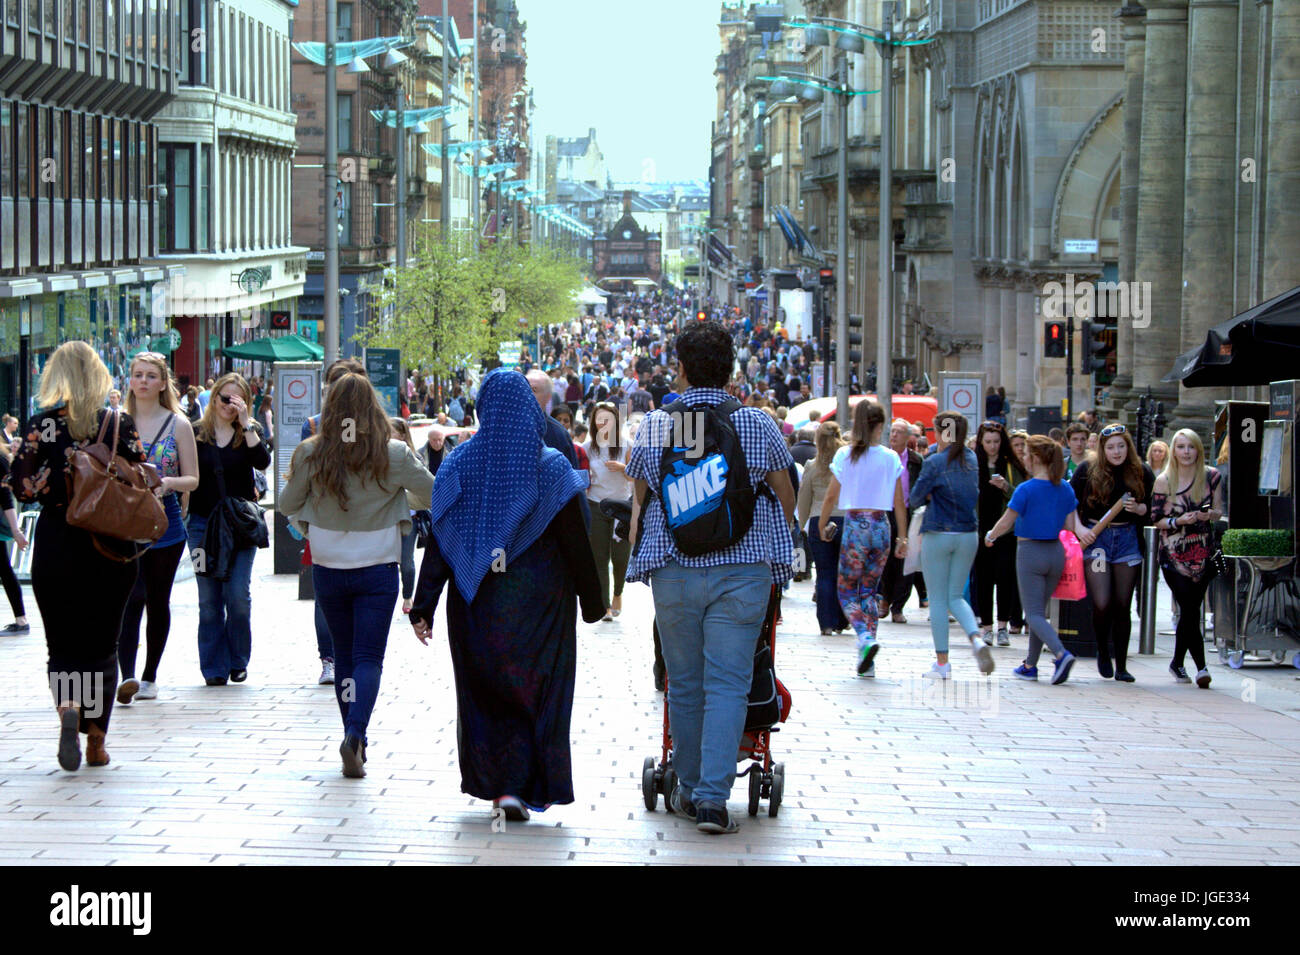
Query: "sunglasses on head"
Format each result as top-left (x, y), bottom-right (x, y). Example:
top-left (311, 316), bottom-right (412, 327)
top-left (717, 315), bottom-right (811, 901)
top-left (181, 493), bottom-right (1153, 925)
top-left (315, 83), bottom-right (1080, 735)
top-left (1100, 424), bottom-right (1127, 437)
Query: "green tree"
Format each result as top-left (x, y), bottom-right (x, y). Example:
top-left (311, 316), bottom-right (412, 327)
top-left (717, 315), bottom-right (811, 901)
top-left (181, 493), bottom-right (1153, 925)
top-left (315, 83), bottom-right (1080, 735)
top-left (357, 225), bottom-right (584, 374)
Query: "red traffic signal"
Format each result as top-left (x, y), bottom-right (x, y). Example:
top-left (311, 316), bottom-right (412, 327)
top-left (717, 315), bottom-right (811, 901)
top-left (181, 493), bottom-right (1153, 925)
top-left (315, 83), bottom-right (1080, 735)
top-left (696, 310), bottom-right (707, 321)
top-left (818, 268), bottom-right (834, 286)
top-left (1043, 321), bottom-right (1066, 358)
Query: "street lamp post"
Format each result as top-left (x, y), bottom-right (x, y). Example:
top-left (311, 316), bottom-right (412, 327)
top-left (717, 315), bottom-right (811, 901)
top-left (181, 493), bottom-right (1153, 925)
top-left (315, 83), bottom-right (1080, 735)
top-left (441, 0), bottom-right (451, 239)
top-left (876, 3), bottom-right (896, 423)
top-left (835, 50), bottom-right (850, 432)
top-left (396, 83), bottom-right (406, 269)
top-left (324, 0), bottom-right (339, 365)
top-left (471, 0), bottom-right (479, 241)
top-left (772, 6), bottom-right (929, 426)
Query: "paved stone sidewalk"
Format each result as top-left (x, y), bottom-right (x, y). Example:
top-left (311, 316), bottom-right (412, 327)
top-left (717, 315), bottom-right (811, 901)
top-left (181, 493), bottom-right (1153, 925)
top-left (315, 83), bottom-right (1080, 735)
top-left (1, 555), bottom-right (1299, 865)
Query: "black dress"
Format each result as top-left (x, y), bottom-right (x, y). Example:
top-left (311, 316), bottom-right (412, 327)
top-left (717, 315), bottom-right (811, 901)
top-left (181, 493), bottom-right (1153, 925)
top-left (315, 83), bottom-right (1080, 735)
top-left (412, 496), bottom-right (603, 808)
top-left (7, 408), bottom-right (146, 734)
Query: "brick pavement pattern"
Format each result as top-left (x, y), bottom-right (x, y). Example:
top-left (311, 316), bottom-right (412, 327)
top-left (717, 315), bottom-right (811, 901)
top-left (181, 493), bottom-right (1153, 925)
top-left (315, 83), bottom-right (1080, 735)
top-left (2, 555), bottom-right (1299, 865)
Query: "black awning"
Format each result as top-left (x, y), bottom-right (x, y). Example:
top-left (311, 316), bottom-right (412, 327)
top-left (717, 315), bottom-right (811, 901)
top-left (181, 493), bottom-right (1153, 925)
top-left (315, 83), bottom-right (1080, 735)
top-left (1164, 285), bottom-right (1300, 388)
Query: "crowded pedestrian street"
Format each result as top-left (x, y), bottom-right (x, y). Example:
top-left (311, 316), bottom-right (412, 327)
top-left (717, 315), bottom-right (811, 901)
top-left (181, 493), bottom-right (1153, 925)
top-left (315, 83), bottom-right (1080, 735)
top-left (2, 562), bottom-right (1296, 866)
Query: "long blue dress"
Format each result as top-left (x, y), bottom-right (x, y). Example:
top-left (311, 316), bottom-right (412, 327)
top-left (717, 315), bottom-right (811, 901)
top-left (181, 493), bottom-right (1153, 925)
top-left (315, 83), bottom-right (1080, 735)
top-left (412, 496), bottom-right (604, 808)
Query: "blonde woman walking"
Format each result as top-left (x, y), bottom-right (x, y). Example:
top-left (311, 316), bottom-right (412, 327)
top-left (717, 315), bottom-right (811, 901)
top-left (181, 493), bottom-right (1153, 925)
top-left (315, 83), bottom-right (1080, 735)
top-left (6, 342), bottom-right (147, 769)
top-left (117, 353), bottom-right (199, 703)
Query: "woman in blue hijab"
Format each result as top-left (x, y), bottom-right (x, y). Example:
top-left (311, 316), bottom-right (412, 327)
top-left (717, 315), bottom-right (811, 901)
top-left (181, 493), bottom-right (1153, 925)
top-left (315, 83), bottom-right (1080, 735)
top-left (410, 369), bottom-right (604, 821)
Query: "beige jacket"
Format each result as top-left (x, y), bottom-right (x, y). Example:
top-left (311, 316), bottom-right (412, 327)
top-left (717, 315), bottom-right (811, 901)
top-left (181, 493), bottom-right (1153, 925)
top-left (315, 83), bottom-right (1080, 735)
top-left (797, 457), bottom-right (844, 528)
top-left (280, 438), bottom-right (433, 537)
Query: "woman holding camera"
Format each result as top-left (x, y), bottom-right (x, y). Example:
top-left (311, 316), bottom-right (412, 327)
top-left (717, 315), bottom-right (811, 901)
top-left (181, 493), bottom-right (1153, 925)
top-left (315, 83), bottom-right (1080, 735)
top-left (189, 373), bottom-right (271, 686)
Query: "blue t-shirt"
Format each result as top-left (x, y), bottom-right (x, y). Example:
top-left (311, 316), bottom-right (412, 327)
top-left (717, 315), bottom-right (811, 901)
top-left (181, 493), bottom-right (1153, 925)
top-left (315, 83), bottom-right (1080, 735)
top-left (1008, 478), bottom-right (1077, 540)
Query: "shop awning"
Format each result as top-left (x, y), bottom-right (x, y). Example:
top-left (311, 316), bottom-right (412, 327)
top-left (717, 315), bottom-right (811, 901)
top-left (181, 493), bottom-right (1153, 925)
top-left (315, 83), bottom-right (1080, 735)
top-left (1164, 285), bottom-right (1300, 387)
top-left (772, 205), bottom-right (825, 264)
top-left (223, 335), bottom-right (321, 362)
top-left (707, 234), bottom-right (736, 269)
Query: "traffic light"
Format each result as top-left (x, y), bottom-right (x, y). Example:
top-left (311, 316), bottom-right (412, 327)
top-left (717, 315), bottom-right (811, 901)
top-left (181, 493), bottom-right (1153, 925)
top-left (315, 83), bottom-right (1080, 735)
top-left (832, 314), bottom-right (863, 366)
top-left (1080, 319), bottom-right (1107, 373)
top-left (819, 267), bottom-right (834, 286)
top-left (1044, 321), bottom-right (1065, 358)
top-left (696, 310), bottom-right (707, 321)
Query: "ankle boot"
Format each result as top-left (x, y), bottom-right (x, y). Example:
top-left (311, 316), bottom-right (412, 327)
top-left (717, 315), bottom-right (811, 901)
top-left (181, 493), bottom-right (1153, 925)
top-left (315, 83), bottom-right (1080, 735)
top-left (85, 727), bottom-right (110, 767)
top-left (56, 704), bottom-right (81, 771)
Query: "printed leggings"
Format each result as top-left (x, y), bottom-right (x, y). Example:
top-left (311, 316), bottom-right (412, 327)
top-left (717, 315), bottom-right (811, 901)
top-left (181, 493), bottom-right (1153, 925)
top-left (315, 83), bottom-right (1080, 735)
top-left (836, 510), bottom-right (892, 647)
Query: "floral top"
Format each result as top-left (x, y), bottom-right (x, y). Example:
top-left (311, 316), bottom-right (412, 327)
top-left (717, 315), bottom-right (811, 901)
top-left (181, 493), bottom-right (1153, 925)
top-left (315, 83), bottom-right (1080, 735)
top-left (6, 408), bottom-right (146, 509)
top-left (1151, 466), bottom-right (1223, 580)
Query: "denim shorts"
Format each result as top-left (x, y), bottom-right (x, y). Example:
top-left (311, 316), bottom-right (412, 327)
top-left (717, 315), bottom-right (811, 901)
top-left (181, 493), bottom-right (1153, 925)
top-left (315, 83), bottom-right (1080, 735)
top-left (1088, 524), bottom-right (1142, 567)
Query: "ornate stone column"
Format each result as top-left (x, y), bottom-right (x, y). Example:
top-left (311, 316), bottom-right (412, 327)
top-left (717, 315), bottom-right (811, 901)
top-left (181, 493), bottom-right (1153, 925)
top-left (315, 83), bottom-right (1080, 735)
top-left (1173, 0), bottom-right (1240, 430)
top-left (1130, 0), bottom-right (1189, 408)
top-left (1264, 0), bottom-right (1300, 298)
top-left (1110, 4), bottom-right (1147, 414)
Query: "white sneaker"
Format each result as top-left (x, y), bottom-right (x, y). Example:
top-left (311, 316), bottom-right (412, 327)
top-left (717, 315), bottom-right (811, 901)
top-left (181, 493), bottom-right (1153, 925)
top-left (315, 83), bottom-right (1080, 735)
top-left (970, 635), bottom-right (996, 675)
top-left (135, 680), bottom-right (158, 700)
top-left (923, 662), bottom-right (952, 680)
top-left (996, 628), bottom-right (1010, 647)
top-left (319, 660), bottom-right (335, 685)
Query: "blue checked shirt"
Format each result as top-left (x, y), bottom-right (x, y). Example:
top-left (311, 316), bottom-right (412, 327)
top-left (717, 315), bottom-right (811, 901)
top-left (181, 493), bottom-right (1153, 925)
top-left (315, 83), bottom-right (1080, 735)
top-left (625, 387), bottom-right (795, 586)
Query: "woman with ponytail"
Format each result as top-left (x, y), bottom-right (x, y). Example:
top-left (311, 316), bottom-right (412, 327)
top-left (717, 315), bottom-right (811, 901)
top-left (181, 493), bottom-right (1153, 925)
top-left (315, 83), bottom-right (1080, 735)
top-left (819, 400), bottom-right (907, 677)
top-left (985, 436), bottom-right (1085, 686)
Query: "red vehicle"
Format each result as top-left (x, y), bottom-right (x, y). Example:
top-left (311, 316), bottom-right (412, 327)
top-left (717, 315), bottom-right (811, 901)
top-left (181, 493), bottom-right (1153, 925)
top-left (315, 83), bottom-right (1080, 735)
top-left (785, 394), bottom-right (940, 439)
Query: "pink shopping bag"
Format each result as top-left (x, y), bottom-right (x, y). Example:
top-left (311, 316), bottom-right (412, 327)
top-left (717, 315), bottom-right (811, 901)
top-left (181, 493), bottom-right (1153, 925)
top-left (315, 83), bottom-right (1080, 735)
top-left (1052, 529), bottom-right (1086, 600)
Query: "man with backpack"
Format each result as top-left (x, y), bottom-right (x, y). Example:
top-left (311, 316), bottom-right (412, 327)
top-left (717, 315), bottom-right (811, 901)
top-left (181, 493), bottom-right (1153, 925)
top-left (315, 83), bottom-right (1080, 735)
top-left (627, 321), bottom-right (795, 835)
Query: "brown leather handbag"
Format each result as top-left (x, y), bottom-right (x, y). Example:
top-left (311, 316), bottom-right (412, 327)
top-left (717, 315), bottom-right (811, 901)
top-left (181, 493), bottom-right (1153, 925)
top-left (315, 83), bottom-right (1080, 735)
top-left (66, 410), bottom-right (167, 549)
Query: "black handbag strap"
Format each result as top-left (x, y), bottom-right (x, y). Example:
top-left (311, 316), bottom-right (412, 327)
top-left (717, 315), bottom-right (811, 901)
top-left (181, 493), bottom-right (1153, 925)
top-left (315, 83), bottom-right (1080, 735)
top-left (145, 415), bottom-right (173, 457)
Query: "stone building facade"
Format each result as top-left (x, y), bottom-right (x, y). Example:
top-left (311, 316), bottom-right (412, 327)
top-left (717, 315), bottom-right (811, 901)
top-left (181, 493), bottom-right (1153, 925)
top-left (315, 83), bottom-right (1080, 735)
top-left (1108, 0), bottom-right (1300, 432)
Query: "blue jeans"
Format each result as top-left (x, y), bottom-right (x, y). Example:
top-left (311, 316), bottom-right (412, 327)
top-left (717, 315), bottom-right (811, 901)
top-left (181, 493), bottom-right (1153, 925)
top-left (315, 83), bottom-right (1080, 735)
top-left (315, 601), bottom-right (332, 662)
top-left (312, 562), bottom-right (399, 740)
top-left (650, 561), bottom-right (771, 810)
top-left (806, 517), bottom-right (848, 632)
top-left (187, 516), bottom-right (256, 680)
top-left (919, 531), bottom-right (980, 654)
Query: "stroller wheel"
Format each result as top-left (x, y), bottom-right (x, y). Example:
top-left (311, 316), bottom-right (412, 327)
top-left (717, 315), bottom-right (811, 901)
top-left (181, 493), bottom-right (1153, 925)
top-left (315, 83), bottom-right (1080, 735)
top-left (661, 766), bottom-right (677, 810)
top-left (642, 756), bottom-right (658, 812)
top-left (747, 767), bottom-right (762, 817)
top-left (768, 763), bottom-right (785, 818)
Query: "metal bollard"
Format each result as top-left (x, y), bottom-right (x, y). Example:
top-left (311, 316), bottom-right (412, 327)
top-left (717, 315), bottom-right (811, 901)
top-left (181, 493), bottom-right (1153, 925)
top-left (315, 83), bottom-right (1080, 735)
top-left (1140, 525), bottom-right (1158, 654)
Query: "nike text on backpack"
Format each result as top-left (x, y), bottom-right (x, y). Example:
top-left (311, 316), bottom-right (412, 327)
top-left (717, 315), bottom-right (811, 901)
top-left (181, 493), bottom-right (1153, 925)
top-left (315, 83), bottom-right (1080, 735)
top-left (652, 398), bottom-right (760, 557)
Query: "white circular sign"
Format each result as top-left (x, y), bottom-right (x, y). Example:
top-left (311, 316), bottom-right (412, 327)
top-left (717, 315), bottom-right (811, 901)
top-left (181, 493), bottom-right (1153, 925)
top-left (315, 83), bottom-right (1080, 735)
top-left (288, 378), bottom-right (309, 400)
top-left (950, 386), bottom-right (974, 410)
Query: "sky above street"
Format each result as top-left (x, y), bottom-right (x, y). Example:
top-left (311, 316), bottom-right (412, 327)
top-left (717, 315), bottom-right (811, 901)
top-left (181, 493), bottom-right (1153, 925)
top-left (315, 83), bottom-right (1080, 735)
top-left (517, 0), bottom-right (718, 184)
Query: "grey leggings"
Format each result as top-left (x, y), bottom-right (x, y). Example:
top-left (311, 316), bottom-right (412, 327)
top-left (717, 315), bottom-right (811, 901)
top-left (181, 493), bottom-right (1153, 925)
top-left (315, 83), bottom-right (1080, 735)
top-left (1016, 539), bottom-right (1067, 666)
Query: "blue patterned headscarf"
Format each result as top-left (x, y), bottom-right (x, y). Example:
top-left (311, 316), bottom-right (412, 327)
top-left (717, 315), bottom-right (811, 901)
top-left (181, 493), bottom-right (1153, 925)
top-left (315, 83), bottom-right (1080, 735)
top-left (429, 368), bottom-right (587, 605)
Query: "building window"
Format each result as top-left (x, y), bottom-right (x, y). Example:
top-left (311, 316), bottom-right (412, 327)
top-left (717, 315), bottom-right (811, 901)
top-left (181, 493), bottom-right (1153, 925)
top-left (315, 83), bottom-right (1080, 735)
top-left (5, 0), bottom-right (17, 27)
top-left (0, 102), bottom-right (9, 200)
top-left (198, 142), bottom-right (210, 250)
top-left (105, 0), bottom-right (115, 52)
top-left (159, 143), bottom-right (193, 251)
top-left (338, 94), bottom-right (352, 151)
top-left (179, 0), bottom-right (207, 84)
top-left (20, 105), bottom-right (34, 200)
top-left (339, 180), bottom-right (352, 246)
top-left (337, 2), bottom-right (352, 42)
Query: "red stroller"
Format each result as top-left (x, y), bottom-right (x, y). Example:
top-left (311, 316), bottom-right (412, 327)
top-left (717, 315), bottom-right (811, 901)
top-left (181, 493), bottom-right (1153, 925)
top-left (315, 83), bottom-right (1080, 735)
top-left (641, 585), bottom-right (793, 817)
